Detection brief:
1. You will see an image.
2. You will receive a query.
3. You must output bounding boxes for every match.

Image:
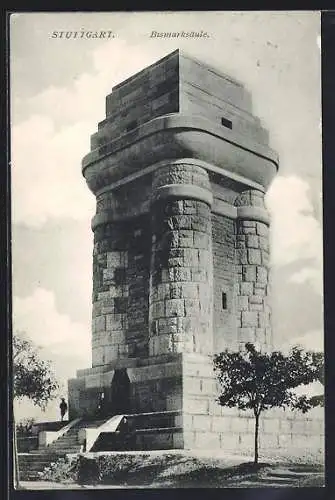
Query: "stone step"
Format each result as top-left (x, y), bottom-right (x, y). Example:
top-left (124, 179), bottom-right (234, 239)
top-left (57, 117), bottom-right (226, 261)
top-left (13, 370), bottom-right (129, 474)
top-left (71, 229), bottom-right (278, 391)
top-left (52, 442), bottom-right (78, 446)
top-left (236, 480), bottom-right (287, 488)
top-left (78, 419), bottom-right (108, 428)
top-left (19, 462), bottom-right (53, 472)
top-left (20, 472), bottom-right (44, 480)
top-left (135, 426), bottom-right (182, 434)
top-left (61, 438), bottom-right (77, 442)
top-left (269, 471), bottom-right (312, 479)
top-left (51, 448), bottom-right (81, 453)
top-left (51, 436), bottom-right (77, 444)
top-left (51, 440), bottom-right (78, 446)
top-left (50, 445), bottom-right (78, 450)
top-left (19, 456), bottom-right (63, 463)
top-left (19, 453), bottom-right (62, 459)
top-left (29, 450), bottom-right (65, 456)
top-left (261, 476), bottom-right (298, 484)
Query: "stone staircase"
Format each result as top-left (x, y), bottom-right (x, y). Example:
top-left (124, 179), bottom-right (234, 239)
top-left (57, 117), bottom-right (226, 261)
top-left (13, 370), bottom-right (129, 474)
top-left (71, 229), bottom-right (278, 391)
top-left (18, 412), bottom-right (183, 480)
top-left (43, 426), bottom-right (82, 454)
top-left (18, 418), bottom-right (108, 481)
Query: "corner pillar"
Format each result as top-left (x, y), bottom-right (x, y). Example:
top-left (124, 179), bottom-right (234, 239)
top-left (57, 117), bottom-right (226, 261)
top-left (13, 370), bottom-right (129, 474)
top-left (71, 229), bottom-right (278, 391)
top-left (149, 161), bottom-right (214, 357)
top-left (235, 189), bottom-right (272, 350)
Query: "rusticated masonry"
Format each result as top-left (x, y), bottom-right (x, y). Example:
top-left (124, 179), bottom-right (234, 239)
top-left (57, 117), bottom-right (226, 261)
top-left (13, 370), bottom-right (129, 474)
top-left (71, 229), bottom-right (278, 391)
top-left (149, 162), bottom-right (214, 356)
top-left (92, 223), bottom-right (129, 367)
top-left (235, 189), bottom-right (272, 350)
top-left (91, 176), bottom-right (152, 367)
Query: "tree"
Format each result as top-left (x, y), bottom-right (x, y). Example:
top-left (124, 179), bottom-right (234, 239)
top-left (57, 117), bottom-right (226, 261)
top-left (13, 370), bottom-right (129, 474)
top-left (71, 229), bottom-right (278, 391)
top-left (13, 333), bottom-right (59, 487)
top-left (13, 334), bottom-right (59, 409)
top-left (213, 343), bottom-right (324, 465)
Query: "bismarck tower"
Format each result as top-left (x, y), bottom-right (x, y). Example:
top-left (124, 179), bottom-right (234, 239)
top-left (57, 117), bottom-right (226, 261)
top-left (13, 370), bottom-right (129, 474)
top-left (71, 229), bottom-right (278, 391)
top-left (68, 49), bottom-right (279, 450)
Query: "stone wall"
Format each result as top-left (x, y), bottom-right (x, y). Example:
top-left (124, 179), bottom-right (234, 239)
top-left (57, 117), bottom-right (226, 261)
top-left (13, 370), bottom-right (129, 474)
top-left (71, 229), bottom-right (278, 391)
top-left (125, 217), bottom-right (151, 358)
top-left (182, 405), bottom-right (324, 456)
top-left (212, 213), bottom-right (237, 352)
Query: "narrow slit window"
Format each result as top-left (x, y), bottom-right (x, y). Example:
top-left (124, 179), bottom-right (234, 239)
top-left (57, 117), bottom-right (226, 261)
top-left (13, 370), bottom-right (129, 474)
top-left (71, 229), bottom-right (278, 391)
top-left (221, 117), bottom-right (233, 129)
top-left (222, 292), bottom-right (227, 310)
top-left (114, 267), bottom-right (126, 285)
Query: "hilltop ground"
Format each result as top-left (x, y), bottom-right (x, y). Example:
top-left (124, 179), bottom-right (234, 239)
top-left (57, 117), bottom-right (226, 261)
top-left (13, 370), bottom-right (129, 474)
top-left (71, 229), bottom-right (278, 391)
top-left (18, 449), bottom-right (324, 489)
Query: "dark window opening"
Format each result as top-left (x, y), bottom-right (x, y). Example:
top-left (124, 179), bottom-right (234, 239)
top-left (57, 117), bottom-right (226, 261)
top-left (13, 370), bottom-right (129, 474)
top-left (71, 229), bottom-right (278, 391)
top-left (114, 267), bottom-right (126, 285)
top-left (222, 292), bottom-right (228, 310)
top-left (221, 117), bottom-right (233, 129)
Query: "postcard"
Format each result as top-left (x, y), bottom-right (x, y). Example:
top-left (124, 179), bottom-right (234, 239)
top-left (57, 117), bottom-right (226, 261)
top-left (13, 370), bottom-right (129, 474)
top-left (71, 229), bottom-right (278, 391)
top-left (10, 10), bottom-right (324, 490)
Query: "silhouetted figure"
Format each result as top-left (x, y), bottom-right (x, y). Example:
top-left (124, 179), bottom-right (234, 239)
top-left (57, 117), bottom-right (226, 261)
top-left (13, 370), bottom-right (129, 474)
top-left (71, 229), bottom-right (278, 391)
top-left (59, 398), bottom-right (68, 421)
top-left (118, 416), bottom-right (133, 450)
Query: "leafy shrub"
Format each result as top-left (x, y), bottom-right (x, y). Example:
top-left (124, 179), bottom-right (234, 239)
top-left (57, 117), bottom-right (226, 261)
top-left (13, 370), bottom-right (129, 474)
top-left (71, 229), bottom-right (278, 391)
top-left (38, 456), bottom-right (78, 483)
top-left (38, 452), bottom-right (188, 485)
top-left (37, 453), bottom-right (142, 484)
top-left (16, 418), bottom-right (36, 436)
top-left (98, 454), bottom-right (143, 482)
top-left (77, 455), bottom-right (101, 485)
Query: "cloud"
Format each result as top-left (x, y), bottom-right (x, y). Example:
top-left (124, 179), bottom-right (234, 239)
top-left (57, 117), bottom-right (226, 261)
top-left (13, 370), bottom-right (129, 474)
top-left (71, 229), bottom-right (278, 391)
top-left (11, 115), bottom-right (95, 227)
top-left (281, 328), bottom-right (323, 353)
top-left (290, 266), bottom-right (323, 296)
top-left (12, 287), bottom-right (92, 421)
top-left (12, 287), bottom-right (91, 368)
top-left (10, 39), bottom-right (172, 228)
top-left (266, 175), bottom-right (323, 273)
top-left (13, 39), bottom-right (169, 127)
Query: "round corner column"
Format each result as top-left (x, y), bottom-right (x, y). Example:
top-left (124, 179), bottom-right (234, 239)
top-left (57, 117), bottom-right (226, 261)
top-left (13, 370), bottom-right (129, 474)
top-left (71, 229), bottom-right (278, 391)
top-left (235, 189), bottom-right (272, 351)
top-left (148, 161), bottom-right (214, 357)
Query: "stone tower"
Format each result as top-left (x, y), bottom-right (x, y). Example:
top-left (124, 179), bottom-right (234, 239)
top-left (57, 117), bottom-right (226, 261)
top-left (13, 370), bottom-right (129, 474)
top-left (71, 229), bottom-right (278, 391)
top-left (68, 49), bottom-right (279, 449)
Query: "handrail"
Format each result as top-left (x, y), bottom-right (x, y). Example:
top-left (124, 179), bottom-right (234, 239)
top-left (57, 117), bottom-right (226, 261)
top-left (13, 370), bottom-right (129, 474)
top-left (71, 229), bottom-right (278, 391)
top-left (52, 418), bottom-right (82, 440)
top-left (124, 409), bottom-right (182, 418)
top-left (39, 418), bottom-right (82, 449)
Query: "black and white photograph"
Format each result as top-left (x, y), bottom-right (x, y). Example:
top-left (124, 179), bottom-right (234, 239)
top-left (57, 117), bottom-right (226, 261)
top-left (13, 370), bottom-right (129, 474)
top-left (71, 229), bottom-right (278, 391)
top-left (10, 10), bottom-right (324, 489)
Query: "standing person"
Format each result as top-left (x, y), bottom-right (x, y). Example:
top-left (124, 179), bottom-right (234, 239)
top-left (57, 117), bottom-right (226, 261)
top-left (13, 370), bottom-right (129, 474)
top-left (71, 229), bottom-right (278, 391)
top-left (119, 416), bottom-right (132, 450)
top-left (59, 398), bottom-right (68, 422)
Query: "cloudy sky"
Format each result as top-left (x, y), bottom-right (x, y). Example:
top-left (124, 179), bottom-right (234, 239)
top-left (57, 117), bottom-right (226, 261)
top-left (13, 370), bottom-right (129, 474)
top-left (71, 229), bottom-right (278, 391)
top-left (10, 11), bottom-right (323, 421)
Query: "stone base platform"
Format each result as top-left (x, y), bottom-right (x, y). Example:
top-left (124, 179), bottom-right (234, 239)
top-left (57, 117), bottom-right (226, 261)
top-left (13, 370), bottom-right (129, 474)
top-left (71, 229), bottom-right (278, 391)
top-left (68, 353), bottom-right (324, 457)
